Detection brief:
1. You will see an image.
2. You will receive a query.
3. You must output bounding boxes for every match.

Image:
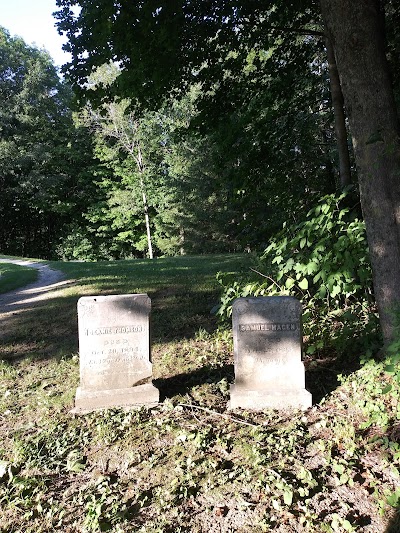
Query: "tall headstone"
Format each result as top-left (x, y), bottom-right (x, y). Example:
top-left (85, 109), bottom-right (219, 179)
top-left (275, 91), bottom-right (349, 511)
top-left (229, 296), bottom-right (312, 410)
top-left (73, 293), bottom-right (159, 412)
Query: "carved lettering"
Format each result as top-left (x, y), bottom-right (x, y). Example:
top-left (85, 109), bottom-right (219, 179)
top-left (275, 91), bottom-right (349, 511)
top-left (85, 353), bottom-right (147, 366)
top-left (85, 325), bottom-right (144, 335)
top-left (238, 322), bottom-right (298, 332)
top-left (253, 357), bottom-right (288, 365)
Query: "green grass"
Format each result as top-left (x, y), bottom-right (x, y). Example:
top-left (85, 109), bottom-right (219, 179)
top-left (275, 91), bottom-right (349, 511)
top-left (0, 253), bottom-right (399, 532)
top-left (0, 261), bottom-right (38, 293)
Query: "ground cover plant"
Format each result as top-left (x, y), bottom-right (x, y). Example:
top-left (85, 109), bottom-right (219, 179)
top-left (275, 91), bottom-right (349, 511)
top-left (0, 253), bottom-right (399, 532)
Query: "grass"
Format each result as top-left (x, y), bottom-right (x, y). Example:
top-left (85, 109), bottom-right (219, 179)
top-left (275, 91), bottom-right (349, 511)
top-left (0, 261), bottom-right (38, 293)
top-left (0, 253), bottom-right (399, 532)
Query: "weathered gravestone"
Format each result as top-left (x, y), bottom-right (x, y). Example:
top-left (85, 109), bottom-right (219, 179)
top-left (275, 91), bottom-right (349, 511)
top-left (229, 296), bottom-right (312, 410)
top-left (73, 293), bottom-right (159, 412)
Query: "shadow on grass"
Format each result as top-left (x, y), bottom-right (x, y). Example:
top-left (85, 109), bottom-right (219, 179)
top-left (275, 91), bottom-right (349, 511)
top-left (0, 293), bottom-right (80, 362)
top-left (154, 356), bottom-right (362, 407)
top-left (0, 269), bottom-right (368, 412)
top-left (154, 363), bottom-right (234, 402)
top-left (305, 352), bottom-right (363, 404)
top-left (0, 284), bottom-right (220, 363)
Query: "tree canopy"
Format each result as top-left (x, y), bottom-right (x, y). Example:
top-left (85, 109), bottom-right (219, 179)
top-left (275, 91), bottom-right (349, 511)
top-left (54, 0), bottom-right (400, 342)
top-left (55, 1), bottom-right (323, 112)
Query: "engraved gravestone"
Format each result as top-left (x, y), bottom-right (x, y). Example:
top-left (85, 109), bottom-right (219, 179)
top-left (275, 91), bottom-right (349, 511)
top-left (229, 296), bottom-right (312, 410)
top-left (74, 294), bottom-right (159, 412)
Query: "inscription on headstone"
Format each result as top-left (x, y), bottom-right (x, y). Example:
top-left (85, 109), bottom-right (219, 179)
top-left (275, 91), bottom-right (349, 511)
top-left (229, 296), bottom-right (312, 410)
top-left (74, 293), bottom-right (159, 412)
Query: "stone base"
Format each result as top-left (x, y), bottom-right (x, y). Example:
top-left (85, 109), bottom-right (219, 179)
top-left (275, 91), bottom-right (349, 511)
top-left (229, 385), bottom-right (312, 411)
top-left (72, 383), bottom-right (159, 413)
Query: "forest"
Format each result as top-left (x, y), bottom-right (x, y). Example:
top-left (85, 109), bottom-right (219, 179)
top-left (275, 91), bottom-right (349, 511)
top-left (3, 2), bottom-right (395, 256)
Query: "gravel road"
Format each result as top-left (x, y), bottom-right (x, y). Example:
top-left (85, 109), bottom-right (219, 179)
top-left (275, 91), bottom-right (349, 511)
top-left (0, 258), bottom-right (71, 315)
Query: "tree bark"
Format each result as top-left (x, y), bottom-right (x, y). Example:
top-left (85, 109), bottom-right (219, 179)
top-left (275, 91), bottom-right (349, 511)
top-left (320, 0), bottom-right (400, 343)
top-left (141, 179), bottom-right (154, 260)
top-left (136, 145), bottom-right (154, 260)
top-left (324, 36), bottom-right (352, 189)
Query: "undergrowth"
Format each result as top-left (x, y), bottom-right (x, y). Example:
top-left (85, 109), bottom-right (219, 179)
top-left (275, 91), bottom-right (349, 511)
top-left (0, 252), bottom-right (399, 531)
top-left (0, 355), bottom-right (399, 532)
top-left (216, 191), bottom-right (381, 358)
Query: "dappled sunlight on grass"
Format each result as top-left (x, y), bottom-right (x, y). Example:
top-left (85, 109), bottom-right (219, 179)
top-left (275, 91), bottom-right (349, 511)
top-left (0, 254), bottom-right (399, 531)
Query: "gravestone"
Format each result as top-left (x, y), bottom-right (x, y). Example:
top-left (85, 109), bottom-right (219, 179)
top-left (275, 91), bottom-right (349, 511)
top-left (73, 293), bottom-right (159, 412)
top-left (229, 296), bottom-right (312, 410)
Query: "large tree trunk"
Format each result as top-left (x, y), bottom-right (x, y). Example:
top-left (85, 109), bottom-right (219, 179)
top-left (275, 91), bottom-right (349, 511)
top-left (320, 0), bottom-right (400, 343)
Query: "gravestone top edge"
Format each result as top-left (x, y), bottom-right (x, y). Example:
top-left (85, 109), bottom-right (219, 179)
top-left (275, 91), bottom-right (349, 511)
top-left (232, 295), bottom-right (301, 306)
top-left (232, 296), bottom-right (302, 320)
top-left (78, 293), bottom-right (150, 303)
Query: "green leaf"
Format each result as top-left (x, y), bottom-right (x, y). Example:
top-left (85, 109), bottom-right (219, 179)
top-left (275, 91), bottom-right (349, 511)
top-left (342, 519), bottom-right (355, 531)
top-left (331, 514), bottom-right (341, 531)
top-left (285, 257), bottom-right (294, 270)
top-left (317, 285), bottom-right (327, 298)
top-left (66, 451), bottom-right (87, 473)
top-left (333, 463), bottom-right (344, 475)
top-left (272, 255), bottom-right (283, 265)
top-left (285, 277), bottom-right (295, 289)
top-left (330, 284), bottom-right (341, 298)
top-left (307, 261), bottom-right (319, 274)
top-left (283, 488), bottom-right (293, 505)
top-left (298, 278), bottom-right (308, 290)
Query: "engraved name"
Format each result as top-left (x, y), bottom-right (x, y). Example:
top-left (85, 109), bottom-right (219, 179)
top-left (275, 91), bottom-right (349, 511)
top-left (85, 325), bottom-right (144, 335)
top-left (239, 322), bottom-right (298, 332)
top-left (253, 357), bottom-right (288, 365)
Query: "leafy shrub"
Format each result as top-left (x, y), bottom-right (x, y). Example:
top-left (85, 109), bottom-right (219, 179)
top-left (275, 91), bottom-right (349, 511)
top-left (216, 191), bottom-right (380, 355)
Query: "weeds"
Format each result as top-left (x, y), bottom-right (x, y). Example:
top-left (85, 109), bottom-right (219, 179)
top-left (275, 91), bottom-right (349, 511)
top-left (0, 254), bottom-right (399, 531)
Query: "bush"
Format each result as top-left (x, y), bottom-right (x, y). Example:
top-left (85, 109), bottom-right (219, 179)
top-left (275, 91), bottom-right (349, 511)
top-left (216, 191), bottom-right (380, 356)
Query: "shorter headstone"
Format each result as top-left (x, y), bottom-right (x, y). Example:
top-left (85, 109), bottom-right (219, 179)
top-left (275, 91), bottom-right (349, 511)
top-left (73, 293), bottom-right (159, 412)
top-left (229, 296), bottom-right (312, 410)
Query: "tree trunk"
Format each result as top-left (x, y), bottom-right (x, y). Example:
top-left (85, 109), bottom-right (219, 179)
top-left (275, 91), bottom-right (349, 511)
top-left (141, 180), bottom-right (154, 260)
top-left (325, 36), bottom-right (352, 189)
top-left (320, 0), bottom-right (400, 343)
top-left (136, 145), bottom-right (154, 259)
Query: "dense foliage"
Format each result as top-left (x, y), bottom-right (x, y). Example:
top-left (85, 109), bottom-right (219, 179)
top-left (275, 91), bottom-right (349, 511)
top-left (0, 3), bottom-right (363, 260)
top-left (55, 0), bottom-right (340, 250)
top-left (217, 191), bottom-right (380, 356)
top-left (53, 0), bottom-right (400, 344)
top-left (0, 27), bottom-right (100, 259)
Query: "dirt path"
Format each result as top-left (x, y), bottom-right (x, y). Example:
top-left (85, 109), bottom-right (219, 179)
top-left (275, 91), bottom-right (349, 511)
top-left (0, 258), bottom-right (72, 316)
